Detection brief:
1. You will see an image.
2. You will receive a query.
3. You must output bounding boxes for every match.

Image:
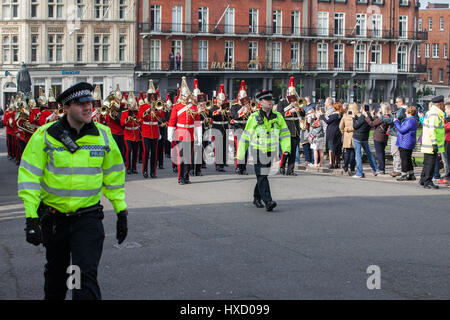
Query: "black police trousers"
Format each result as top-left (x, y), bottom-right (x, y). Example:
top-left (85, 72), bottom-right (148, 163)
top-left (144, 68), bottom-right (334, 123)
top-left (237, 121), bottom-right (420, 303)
top-left (420, 152), bottom-right (438, 186)
top-left (41, 209), bottom-right (105, 300)
top-left (253, 150), bottom-right (273, 205)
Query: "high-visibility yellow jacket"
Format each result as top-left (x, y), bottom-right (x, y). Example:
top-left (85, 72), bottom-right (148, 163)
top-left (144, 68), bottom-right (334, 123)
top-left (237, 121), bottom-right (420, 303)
top-left (421, 105), bottom-right (445, 154)
top-left (236, 109), bottom-right (291, 160)
top-left (18, 120), bottom-right (127, 218)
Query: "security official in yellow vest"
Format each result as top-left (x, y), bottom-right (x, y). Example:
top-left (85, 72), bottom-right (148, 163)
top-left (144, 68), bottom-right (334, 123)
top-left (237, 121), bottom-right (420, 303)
top-left (18, 82), bottom-right (128, 300)
top-left (236, 90), bottom-right (291, 211)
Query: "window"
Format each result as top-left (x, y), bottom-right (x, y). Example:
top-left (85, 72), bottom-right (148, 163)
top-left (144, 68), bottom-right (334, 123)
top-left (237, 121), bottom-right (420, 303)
top-left (397, 45), bottom-right (407, 71)
top-left (429, 17), bottom-right (432, 31)
top-left (2, 35), bottom-right (19, 63)
top-left (51, 79), bottom-right (62, 98)
top-left (119, 35), bottom-right (126, 62)
top-left (334, 13), bottom-right (345, 36)
top-left (249, 9), bottom-right (258, 34)
top-left (371, 44), bottom-right (381, 64)
top-left (428, 68), bottom-right (432, 82)
top-left (76, 35), bottom-right (83, 62)
top-left (171, 40), bottom-right (182, 69)
top-left (417, 44), bottom-right (421, 58)
top-left (199, 40), bottom-right (208, 70)
top-left (425, 44), bottom-right (430, 58)
top-left (334, 43), bottom-right (344, 70)
top-left (150, 5), bottom-right (161, 32)
top-left (225, 7), bottom-right (234, 34)
top-left (3, 0), bottom-right (19, 19)
top-left (439, 69), bottom-right (444, 83)
top-left (418, 18), bottom-right (422, 31)
top-left (356, 14), bottom-right (366, 37)
top-left (371, 14), bottom-right (382, 38)
top-left (318, 12), bottom-right (329, 36)
top-left (172, 5), bottom-right (182, 32)
top-left (224, 41), bottom-right (234, 69)
top-left (94, 0), bottom-right (110, 19)
top-left (273, 10), bottom-right (282, 35)
top-left (440, 17), bottom-right (444, 31)
top-left (119, 0), bottom-right (127, 19)
top-left (432, 43), bottom-right (439, 58)
top-left (77, 0), bottom-right (85, 18)
top-left (444, 44), bottom-right (448, 59)
top-left (354, 44), bottom-right (366, 71)
top-left (317, 42), bottom-right (328, 70)
top-left (150, 39), bottom-right (161, 70)
top-left (291, 10), bottom-right (300, 36)
top-left (291, 42), bottom-right (300, 70)
top-left (199, 7), bottom-right (208, 33)
top-left (31, 34), bottom-right (38, 62)
top-left (399, 16), bottom-right (407, 39)
top-left (248, 41), bottom-right (258, 70)
top-left (335, 79), bottom-right (348, 102)
top-left (48, 34), bottom-right (63, 62)
top-left (272, 42), bottom-right (282, 70)
top-left (48, 0), bottom-right (63, 19)
top-left (94, 34), bottom-right (109, 62)
top-left (31, 0), bottom-right (38, 18)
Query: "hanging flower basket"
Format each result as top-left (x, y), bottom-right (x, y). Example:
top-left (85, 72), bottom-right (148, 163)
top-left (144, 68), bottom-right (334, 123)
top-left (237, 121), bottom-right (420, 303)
top-left (297, 83), bottom-right (305, 90)
top-left (359, 84), bottom-right (366, 90)
top-left (320, 83), bottom-right (329, 89)
top-left (400, 84), bottom-right (408, 91)
top-left (341, 83), bottom-right (349, 90)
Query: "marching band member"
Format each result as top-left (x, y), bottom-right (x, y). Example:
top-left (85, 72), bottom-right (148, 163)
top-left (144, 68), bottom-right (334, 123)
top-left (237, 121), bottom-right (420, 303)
top-left (3, 99), bottom-right (15, 161)
top-left (231, 80), bottom-right (252, 175)
top-left (157, 94), bottom-right (172, 169)
top-left (191, 79), bottom-right (209, 176)
top-left (138, 83), bottom-right (164, 179)
top-left (210, 84), bottom-right (230, 172)
top-left (276, 77), bottom-right (305, 176)
top-left (38, 88), bottom-right (58, 126)
top-left (92, 84), bottom-right (107, 125)
top-left (121, 92), bottom-right (141, 174)
top-left (168, 77), bottom-right (202, 184)
top-left (28, 91), bottom-right (40, 133)
top-left (106, 85), bottom-right (125, 162)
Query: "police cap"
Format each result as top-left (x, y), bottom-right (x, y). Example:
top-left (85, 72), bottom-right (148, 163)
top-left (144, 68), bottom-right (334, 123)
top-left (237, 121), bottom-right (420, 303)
top-left (431, 95), bottom-right (444, 104)
top-left (57, 82), bottom-right (96, 106)
top-left (256, 90), bottom-right (274, 101)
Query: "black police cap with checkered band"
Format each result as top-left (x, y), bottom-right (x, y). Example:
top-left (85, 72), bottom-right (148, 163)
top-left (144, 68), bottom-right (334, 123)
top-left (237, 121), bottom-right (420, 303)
top-left (57, 82), bottom-right (96, 106)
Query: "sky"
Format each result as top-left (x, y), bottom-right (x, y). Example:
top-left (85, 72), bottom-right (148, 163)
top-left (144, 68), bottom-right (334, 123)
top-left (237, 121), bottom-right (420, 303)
top-left (421, 0), bottom-right (450, 8)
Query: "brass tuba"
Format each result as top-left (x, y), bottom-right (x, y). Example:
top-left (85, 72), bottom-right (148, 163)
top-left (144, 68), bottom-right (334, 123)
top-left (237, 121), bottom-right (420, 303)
top-left (16, 103), bottom-right (34, 134)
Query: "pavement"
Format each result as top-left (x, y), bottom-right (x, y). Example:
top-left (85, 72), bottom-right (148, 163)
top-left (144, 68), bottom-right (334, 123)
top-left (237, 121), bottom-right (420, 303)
top-left (0, 126), bottom-right (450, 300)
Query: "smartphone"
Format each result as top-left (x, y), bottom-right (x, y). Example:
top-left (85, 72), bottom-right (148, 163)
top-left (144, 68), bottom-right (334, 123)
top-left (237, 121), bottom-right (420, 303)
top-left (348, 111), bottom-right (352, 115)
top-left (320, 107), bottom-right (325, 114)
top-left (364, 104), bottom-right (370, 112)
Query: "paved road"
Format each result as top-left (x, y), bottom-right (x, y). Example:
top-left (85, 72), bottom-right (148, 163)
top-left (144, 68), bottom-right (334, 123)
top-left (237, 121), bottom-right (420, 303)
top-left (0, 127), bottom-right (449, 300)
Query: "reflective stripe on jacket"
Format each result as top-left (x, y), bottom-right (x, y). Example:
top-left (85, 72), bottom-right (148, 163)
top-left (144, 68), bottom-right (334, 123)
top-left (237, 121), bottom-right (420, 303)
top-left (18, 122), bottom-right (126, 218)
top-left (421, 105), bottom-right (445, 154)
top-left (236, 109), bottom-right (291, 160)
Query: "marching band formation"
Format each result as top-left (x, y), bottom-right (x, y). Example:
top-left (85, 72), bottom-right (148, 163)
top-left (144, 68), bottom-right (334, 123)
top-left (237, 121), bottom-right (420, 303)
top-left (3, 76), bottom-right (304, 185)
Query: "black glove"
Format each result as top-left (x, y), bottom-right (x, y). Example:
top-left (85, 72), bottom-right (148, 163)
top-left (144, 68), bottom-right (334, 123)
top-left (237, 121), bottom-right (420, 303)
top-left (433, 144), bottom-right (438, 154)
top-left (25, 218), bottom-right (42, 246)
top-left (116, 210), bottom-right (128, 244)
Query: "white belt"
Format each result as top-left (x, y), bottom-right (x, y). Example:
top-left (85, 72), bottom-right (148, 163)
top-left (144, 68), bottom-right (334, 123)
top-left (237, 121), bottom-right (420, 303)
top-left (213, 121), bottom-right (228, 125)
top-left (177, 123), bottom-right (194, 128)
top-left (232, 120), bottom-right (245, 124)
top-left (285, 117), bottom-right (300, 120)
top-left (143, 121), bottom-right (158, 125)
top-left (125, 127), bottom-right (139, 130)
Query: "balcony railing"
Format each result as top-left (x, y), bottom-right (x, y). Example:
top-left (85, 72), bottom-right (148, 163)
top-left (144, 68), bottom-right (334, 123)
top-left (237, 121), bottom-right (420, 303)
top-left (140, 23), bottom-right (428, 41)
top-left (136, 61), bottom-right (427, 73)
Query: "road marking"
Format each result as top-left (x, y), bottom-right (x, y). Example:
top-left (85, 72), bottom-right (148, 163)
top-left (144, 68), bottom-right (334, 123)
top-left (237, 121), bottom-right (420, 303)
top-left (0, 203), bottom-right (24, 211)
top-left (0, 215), bottom-right (23, 221)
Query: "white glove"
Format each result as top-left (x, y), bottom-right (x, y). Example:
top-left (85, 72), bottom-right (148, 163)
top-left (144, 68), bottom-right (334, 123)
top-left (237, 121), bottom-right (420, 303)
top-left (167, 126), bottom-right (174, 143)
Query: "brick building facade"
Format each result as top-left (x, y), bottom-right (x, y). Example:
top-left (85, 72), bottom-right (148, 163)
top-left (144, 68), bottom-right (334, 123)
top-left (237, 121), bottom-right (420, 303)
top-left (418, 3), bottom-right (450, 97)
top-left (136, 0), bottom-right (426, 104)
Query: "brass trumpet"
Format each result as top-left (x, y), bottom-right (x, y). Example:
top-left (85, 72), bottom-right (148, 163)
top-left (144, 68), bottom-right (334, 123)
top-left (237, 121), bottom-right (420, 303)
top-left (57, 106), bottom-right (65, 118)
top-left (205, 100), bottom-right (214, 110)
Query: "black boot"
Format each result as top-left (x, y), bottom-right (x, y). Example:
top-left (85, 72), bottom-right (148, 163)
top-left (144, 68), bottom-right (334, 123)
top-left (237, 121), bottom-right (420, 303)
top-left (143, 171), bottom-right (149, 178)
top-left (397, 175), bottom-right (408, 181)
top-left (265, 201), bottom-right (277, 212)
top-left (279, 167), bottom-right (286, 175)
top-left (253, 198), bottom-right (264, 208)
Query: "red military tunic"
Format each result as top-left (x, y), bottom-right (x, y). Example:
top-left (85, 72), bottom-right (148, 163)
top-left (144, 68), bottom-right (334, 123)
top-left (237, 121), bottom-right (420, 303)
top-left (3, 110), bottom-right (15, 135)
top-left (29, 108), bottom-right (40, 132)
top-left (121, 110), bottom-right (141, 141)
top-left (138, 104), bottom-right (164, 139)
top-left (168, 102), bottom-right (201, 142)
top-left (38, 109), bottom-right (53, 126)
top-left (106, 113), bottom-right (124, 135)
